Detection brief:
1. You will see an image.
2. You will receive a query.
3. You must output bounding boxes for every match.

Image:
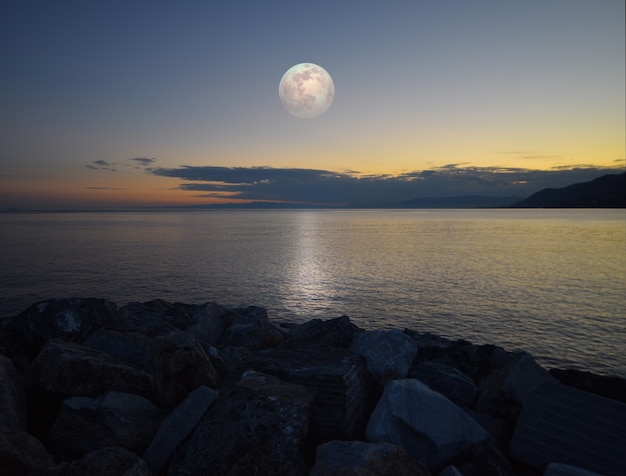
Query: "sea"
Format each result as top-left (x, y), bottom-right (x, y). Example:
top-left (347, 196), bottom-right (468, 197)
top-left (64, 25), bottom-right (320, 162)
top-left (1, 209), bottom-right (625, 377)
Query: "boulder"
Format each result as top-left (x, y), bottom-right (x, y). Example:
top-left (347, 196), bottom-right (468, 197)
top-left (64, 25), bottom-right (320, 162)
top-left (509, 382), bottom-right (626, 476)
top-left (219, 305), bottom-right (284, 349)
top-left (110, 300), bottom-right (185, 337)
top-left (366, 379), bottom-right (490, 470)
top-left (0, 431), bottom-right (57, 475)
top-left (408, 361), bottom-right (477, 408)
top-left (49, 391), bottom-right (164, 456)
top-left (148, 331), bottom-right (220, 410)
top-left (243, 347), bottom-right (374, 442)
top-left (185, 301), bottom-right (236, 346)
top-left (56, 446), bottom-right (152, 476)
top-left (169, 370), bottom-right (314, 476)
top-left (82, 329), bottom-right (152, 369)
top-left (351, 329), bottom-right (417, 385)
top-left (279, 315), bottom-right (363, 349)
top-left (311, 440), bottom-right (432, 476)
top-left (477, 352), bottom-right (555, 424)
top-left (549, 368), bottom-right (626, 404)
top-left (10, 298), bottom-right (116, 350)
top-left (143, 385), bottom-right (219, 475)
top-left (28, 339), bottom-right (154, 399)
top-left (0, 355), bottom-right (27, 432)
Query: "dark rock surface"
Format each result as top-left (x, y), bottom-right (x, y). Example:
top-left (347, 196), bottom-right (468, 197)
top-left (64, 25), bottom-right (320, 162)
top-left (1, 297), bottom-right (625, 475)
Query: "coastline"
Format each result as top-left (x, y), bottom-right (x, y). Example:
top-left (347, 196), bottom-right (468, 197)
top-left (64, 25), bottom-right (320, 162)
top-left (1, 297), bottom-right (625, 475)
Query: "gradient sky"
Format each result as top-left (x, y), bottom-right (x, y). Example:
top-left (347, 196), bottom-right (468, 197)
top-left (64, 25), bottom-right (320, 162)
top-left (1, 0), bottom-right (624, 208)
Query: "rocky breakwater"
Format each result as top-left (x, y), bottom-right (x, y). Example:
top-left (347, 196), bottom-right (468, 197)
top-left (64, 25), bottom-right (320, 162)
top-left (1, 298), bottom-right (625, 476)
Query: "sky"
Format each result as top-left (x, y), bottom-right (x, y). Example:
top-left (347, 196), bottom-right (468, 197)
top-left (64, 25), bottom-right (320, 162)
top-left (1, 0), bottom-right (624, 209)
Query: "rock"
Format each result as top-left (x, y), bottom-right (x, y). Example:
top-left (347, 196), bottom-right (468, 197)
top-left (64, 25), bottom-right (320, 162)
top-left (464, 409), bottom-right (511, 449)
top-left (169, 370), bottom-right (314, 476)
top-left (82, 329), bottom-right (152, 369)
top-left (403, 330), bottom-right (454, 359)
top-left (148, 331), bottom-right (220, 410)
top-left (143, 385), bottom-right (219, 475)
top-left (244, 347), bottom-right (374, 442)
top-left (49, 391), bottom-right (164, 456)
top-left (477, 352), bottom-right (555, 425)
top-left (0, 431), bottom-right (57, 475)
top-left (544, 462), bottom-right (605, 476)
top-left (219, 305), bottom-right (284, 349)
top-left (311, 440), bottom-right (432, 476)
top-left (366, 379), bottom-right (490, 470)
top-left (10, 298), bottom-right (116, 350)
top-left (549, 368), bottom-right (626, 404)
top-left (0, 355), bottom-right (27, 432)
top-left (350, 329), bottom-right (417, 385)
top-left (56, 446), bottom-right (152, 476)
top-left (409, 361), bottom-right (477, 408)
top-left (439, 466), bottom-right (464, 476)
top-left (185, 301), bottom-right (236, 346)
top-left (509, 382), bottom-right (626, 476)
top-left (279, 315), bottom-right (363, 349)
top-left (28, 339), bottom-right (154, 399)
top-left (111, 300), bottom-right (185, 336)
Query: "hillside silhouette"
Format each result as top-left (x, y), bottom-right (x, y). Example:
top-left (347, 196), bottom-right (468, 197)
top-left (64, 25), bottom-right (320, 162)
top-left (512, 172), bottom-right (625, 208)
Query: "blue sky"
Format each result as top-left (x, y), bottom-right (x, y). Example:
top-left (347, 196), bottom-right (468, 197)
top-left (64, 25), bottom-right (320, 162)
top-left (1, 0), bottom-right (624, 208)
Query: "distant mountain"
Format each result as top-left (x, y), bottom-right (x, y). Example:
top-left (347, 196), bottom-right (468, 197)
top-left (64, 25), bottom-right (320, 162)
top-left (352, 195), bottom-right (523, 209)
top-left (511, 172), bottom-right (626, 208)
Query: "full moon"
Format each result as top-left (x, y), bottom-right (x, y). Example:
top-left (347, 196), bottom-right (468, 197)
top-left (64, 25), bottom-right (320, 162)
top-left (279, 63), bottom-right (335, 119)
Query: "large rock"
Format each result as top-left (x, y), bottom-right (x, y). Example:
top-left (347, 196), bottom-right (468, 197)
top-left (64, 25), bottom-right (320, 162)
top-left (49, 391), bottom-right (164, 456)
top-left (366, 379), bottom-right (490, 470)
top-left (509, 382), bottom-right (626, 476)
top-left (477, 352), bottom-right (555, 424)
top-left (549, 368), bottom-right (626, 404)
top-left (351, 329), bottom-right (417, 385)
top-left (311, 440), bottom-right (432, 476)
top-left (111, 300), bottom-right (188, 337)
top-left (0, 355), bottom-right (27, 432)
top-left (10, 298), bottom-right (116, 350)
top-left (219, 305), bottom-right (284, 349)
top-left (244, 347), bottom-right (374, 442)
top-left (28, 339), bottom-right (154, 399)
top-left (185, 301), bottom-right (236, 346)
top-left (544, 462), bottom-right (605, 476)
top-left (169, 370), bottom-right (314, 476)
top-left (148, 331), bottom-right (220, 410)
top-left (279, 316), bottom-right (363, 349)
top-left (143, 385), bottom-right (219, 475)
top-left (56, 446), bottom-right (152, 476)
top-left (409, 361), bottom-right (477, 408)
top-left (0, 432), bottom-right (57, 475)
top-left (82, 329), bottom-right (152, 369)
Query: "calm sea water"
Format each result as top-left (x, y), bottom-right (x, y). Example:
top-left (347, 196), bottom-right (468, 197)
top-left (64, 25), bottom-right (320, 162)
top-left (1, 209), bottom-right (625, 377)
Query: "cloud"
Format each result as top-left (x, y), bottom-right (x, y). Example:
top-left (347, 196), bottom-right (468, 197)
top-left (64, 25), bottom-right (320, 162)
top-left (86, 160), bottom-right (117, 172)
top-left (151, 164), bottom-right (625, 206)
top-left (129, 157), bottom-right (156, 170)
top-left (86, 157), bottom-right (157, 172)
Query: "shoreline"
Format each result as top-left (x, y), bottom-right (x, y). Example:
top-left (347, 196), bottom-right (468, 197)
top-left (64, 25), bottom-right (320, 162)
top-left (1, 297), bottom-right (625, 475)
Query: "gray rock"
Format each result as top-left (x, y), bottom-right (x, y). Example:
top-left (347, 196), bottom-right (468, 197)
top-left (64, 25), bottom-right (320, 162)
top-left (148, 331), bottom-right (220, 410)
top-left (55, 447), bottom-right (152, 476)
top-left (544, 462), bottom-right (605, 476)
top-left (409, 361), bottom-right (477, 408)
top-left (351, 329), bottom-right (417, 385)
top-left (49, 391), bottom-right (164, 456)
top-left (509, 382), bottom-right (626, 476)
top-left (0, 432), bottom-right (57, 475)
top-left (28, 339), bottom-right (154, 399)
top-left (279, 315), bottom-right (363, 349)
top-left (0, 355), bottom-right (27, 432)
top-left (169, 370), bottom-right (314, 476)
top-left (143, 385), bottom-right (219, 475)
top-left (366, 379), bottom-right (490, 470)
top-left (185, 301), bottom-right (236, 346)
top-left (477, 352), bottom-right (555, 424)
top-left (82, 329), bottom-right (152, 369)
top-left (11, 298), bottom-right (116, 349)
top-left (439, 466), bottom-right (464, 476)
top-left (311, 440), bottom-right (432, 476)
top-left (219, 305), bottom-right (284, 349)
top-left (112, 300), bottom-right (182, 337)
